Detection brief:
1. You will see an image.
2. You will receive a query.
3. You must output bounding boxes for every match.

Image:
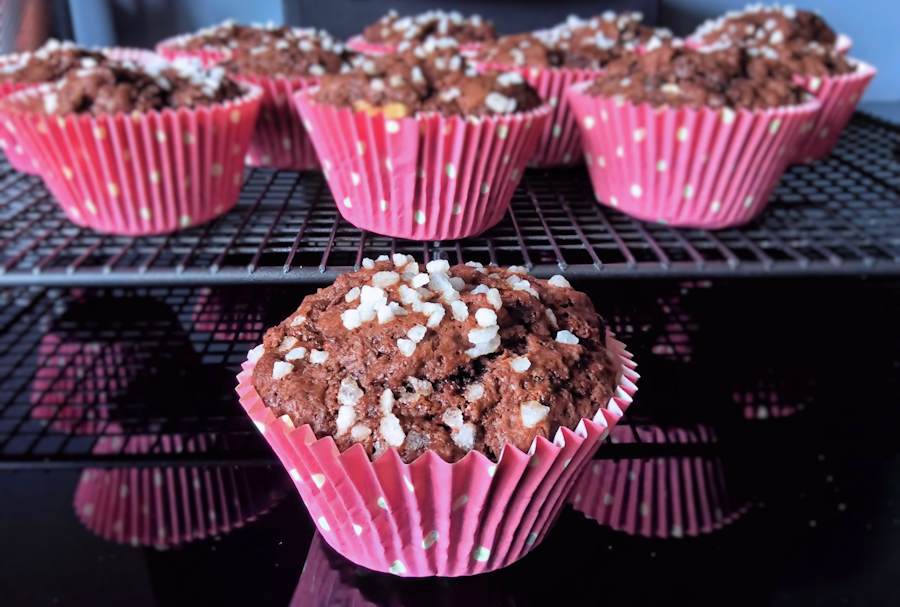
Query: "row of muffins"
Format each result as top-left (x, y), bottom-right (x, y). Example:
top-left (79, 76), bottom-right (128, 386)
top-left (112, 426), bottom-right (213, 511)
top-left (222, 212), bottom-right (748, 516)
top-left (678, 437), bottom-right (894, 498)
top-left (0, 5), bottom-right (875, 237)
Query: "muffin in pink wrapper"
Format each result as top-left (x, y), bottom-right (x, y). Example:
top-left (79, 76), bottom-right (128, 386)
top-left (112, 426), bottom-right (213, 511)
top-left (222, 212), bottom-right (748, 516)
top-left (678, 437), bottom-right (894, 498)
top-left (294, 62), bottom-right (549, 240)
top-left (570, 424), bottom-right (750, 538)
top-left (0, 57), bottom-right (262, 235)
top-left (236, 261), bottom-right (639, 576)
top-left (221, 28), bottom-right (349, 170)
top-left (792, 60), bottom-right (876, 163)
top-left (74, 431), bottom-right (290, 549)
top-left (567, 44), bottom-right (821, 229)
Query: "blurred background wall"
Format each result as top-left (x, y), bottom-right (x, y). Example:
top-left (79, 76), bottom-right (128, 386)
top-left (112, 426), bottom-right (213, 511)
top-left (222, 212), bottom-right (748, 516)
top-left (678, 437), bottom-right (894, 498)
top-left (18, 0), bottom-right (898, 101)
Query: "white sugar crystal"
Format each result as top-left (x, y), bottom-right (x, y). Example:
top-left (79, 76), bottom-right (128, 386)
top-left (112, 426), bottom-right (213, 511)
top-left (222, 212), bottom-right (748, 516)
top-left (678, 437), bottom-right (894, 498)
top-left (345, 287), bottom-right (361, 302)
top-left (350, 424), bottom-right (372, 442)
top-left (510, 356), bottom-right (531, 373)
top-left (426, 305), bottom-right (446, 328)
top-left (520, 400), bottom-right (549, 428)
top-left (338, 377), bottom-right (364, 406)
top-left (442, 408), bottom-right (464, 430)
top-left (465, 261), bottom-right (484, 270)
top-left (285, 344), bottom-right (308, 361)
top-left (398, 284), bottom-right (421, 305)
top-left (470, 284), bottom-right (489, 295)
top-left (545, 308), bottom-right (558, 327)
top-left (512, 279), bottom-right (540, 298)
top-left (372, 271), bottom-right (400, 288)
top-left (397, 338), bottom-right (416, 357)
top-left (474, 308), bottom-right (497, 327)
top-left (508, 265), bottom-right (528, 274)
top-left (335, 405), bottom-right (357, 436)
top-left (376, 254), bottom-right (390, 262)
top-left (380, 389), bottom-right (395, 414)
top-left (376, 303), bottom-right (396, 324)
top-left (290, 315), bottom-right (306, 327)
top-left (485, 92), bottom-right (516, 114)
top-left (449, 276), bottom-right (466, 291)
top-left (380, 413), bottom-right (406, 447)
top-left (247, 344), bottom-right (265, 363)
top-left (360, 285), bottom-right (387, 308)
top-left (309, 349), bottom-right (329, 364)
top-left (411, 273), bottom-right (430, 288)
top-left (407, 324), bottom-right (427, 343)
top-left (468, 325), bottom-right (499, 344)
top-left (497, 71), bottom-right (524, 86)
top-left (341, 308), bottom-right (362, 330)
top-left (272, 361), bottom-right (293, 380)
top-left (358, 306), bottom-right (376, 322)
top-left (450, 300), bottom-right (469, 321)
top-left (426, 259), bottom-right (450, 274)
top-left (452, 423), bottom-right (476, 451)
top-left (464, 383), bottom-right (484, 402)
top-left (392, 253), bottom-right (408, 267)
top-left (407, 376), bottom-right (433, 396)
top-left (548, 275), bottom-right (571, 289)
top-left (487, 288), bottom-right (502, 310)
top-left (465, 336), bottom-right (501, 358)
top-left (555, 330), bottom-right (580, 345)
top-left (362, 258), bottom-right (375, 269)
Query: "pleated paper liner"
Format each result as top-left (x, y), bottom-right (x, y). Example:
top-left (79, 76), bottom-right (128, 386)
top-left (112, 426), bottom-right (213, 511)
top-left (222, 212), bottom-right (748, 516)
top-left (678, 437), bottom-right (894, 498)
top-left (155, 34), bottom-right (230, 67)
top-left (236, 331), bottom-right (638, 577)
top-left (74, 432), bottom-right (290, 549)
top-left (0, 47), bottom-right (159, 175)
top-left (570, 424), bottom-right (750, 538)
top-left (0, 81), bottom-right (263, 235)
top-left (476, 63), bottom-right (602, 167)
top-left (231, 73), bottom-right (320, 170)
top-left (294, 89), bottom-right (550, 240)
top-left (791, 60), bottom-right (876, 163)
top-left (566, 82), bottom-right (821, 229)
top-left (346, 36), bottom-right (484, 57)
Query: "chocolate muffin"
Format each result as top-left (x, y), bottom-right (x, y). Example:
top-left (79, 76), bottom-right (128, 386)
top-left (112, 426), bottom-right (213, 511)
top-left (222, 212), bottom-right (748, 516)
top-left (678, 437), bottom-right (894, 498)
top-left (222, 28), bottom-right (347, 79)
top-left (361, 9), bottom-right (495, 46)
top-left (0, 39), bottom-right (107, 85)
top-left (587, 44), bottom-right (808, 110)
top-left (315, 53), bottom-right (541, 118)
top-left (249, 258), bottom-right (620, 463)
top-left (166, 20), bottom-right (296, 53)
top-left (693, 5), bottom-right (838, 50)
top-left (20, 57), bottom-right (243, 116)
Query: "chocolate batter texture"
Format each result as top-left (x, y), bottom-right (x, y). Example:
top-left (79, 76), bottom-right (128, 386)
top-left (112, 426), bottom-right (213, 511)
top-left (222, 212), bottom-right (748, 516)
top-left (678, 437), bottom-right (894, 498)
top-left (223, 28), bottom-right (347, 79)
top-left (250, 259), bottom-right (620, 463)
top-left (315, 52), bottom-right (541, 117)
top-left (9, 57), bottom-right (243, 116)
top-left (0, 39), bottom-right (108, 84)
top-left (693, 5), bottom-right (838, 49)
top-left (586, 44), bottom-right (808, 110)
top-left (362, 10), bottom-right (495, 46)
top-left (168, 20), bottom-right (297, 52)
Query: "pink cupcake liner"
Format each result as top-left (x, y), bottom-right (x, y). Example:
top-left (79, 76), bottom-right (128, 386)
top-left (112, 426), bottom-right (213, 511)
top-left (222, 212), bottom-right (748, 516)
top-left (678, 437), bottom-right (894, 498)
top-left (0, 81), bottom-right (262, 235)
top-left (477, 63), bottom-right (602, 167)
top-left (155, 34), bottom-right (230, 67)
top-left (74, 433), bottom-right (289, 548)
top-left (231, 73), bottom-right (320, 170)
top-left (570, 424), bottom-right (750, 538)
top-left (566, 82), bottom-right (821, 229)
top-left (294, 89), bottom-right (550, 240)
top-left (0, 48), bottom-right (159, 175)
top-left (346, 36), bottom-right (483, 57)
top-left (236, 331), bottom-right (638, 577)
top-left (791, 60), bottom-right (876, 163)
top-left (190, 287), bottom-right (267, 341)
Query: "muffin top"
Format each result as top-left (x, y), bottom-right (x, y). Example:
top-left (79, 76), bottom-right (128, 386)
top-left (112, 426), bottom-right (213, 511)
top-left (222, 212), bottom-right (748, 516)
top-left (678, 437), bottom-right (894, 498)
top-left (586, 44), bottom-right (809, 110)
top-left (361, 9), bottom-right (495, 46)
top-left (0, 39), bottom-right (107, 84)
top-left (11, 57), bottom-right (243, 116)
top-left (745, 42), bottom-right (855, 77)
top-left (693, 4), bottom-right (838, 50)
top-left (223, 28), bottom-right (347, 78)
top-left (315, 51), bottom-right (541, 118)
top-left (249, 258), bottom-right (620, 463)
top-left (168, 20), bottom-right (295, 52)
top-left (558, 11), bottom-right (673, 55)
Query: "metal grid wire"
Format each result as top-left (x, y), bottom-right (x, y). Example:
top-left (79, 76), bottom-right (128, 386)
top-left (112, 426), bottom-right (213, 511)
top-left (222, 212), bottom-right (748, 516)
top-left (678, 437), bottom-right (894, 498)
top-left (0, 114), bottom-right (898, 286)
top-left (0, 283), bottom-right (722, 468)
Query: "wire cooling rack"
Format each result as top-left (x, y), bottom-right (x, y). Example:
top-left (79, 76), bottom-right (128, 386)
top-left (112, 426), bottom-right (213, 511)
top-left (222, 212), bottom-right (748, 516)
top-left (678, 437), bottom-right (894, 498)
top-left (0, 114), bottom-right (898, 286)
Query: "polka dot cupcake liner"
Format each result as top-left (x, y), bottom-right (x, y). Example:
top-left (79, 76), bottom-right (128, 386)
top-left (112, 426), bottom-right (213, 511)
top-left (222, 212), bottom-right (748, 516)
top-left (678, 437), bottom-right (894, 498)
top-left (476, 63), bottom-right (602, 168)
top-left (74, 433), bottom-right (290, 549)
top-left (155, 34), bottom-right (231, 67)
top-left (569, 424), bottom-right (750, 538)
top-left (235, 331), bottom-right (638, 577)
top-left (0, 81), bottom-right (263, 235)
top-left (294, 88), bottom-right (551, 240)
top-left (346, 35), bottom-right (484, 57)
top-left (0, 47), bottom-right (158, 175)
top-left (791, 60), bottom-right (876, 163)
top-left (566, 82), bottom-right (822, 229)
top-left (231, 73), bottom-right (320, 170)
